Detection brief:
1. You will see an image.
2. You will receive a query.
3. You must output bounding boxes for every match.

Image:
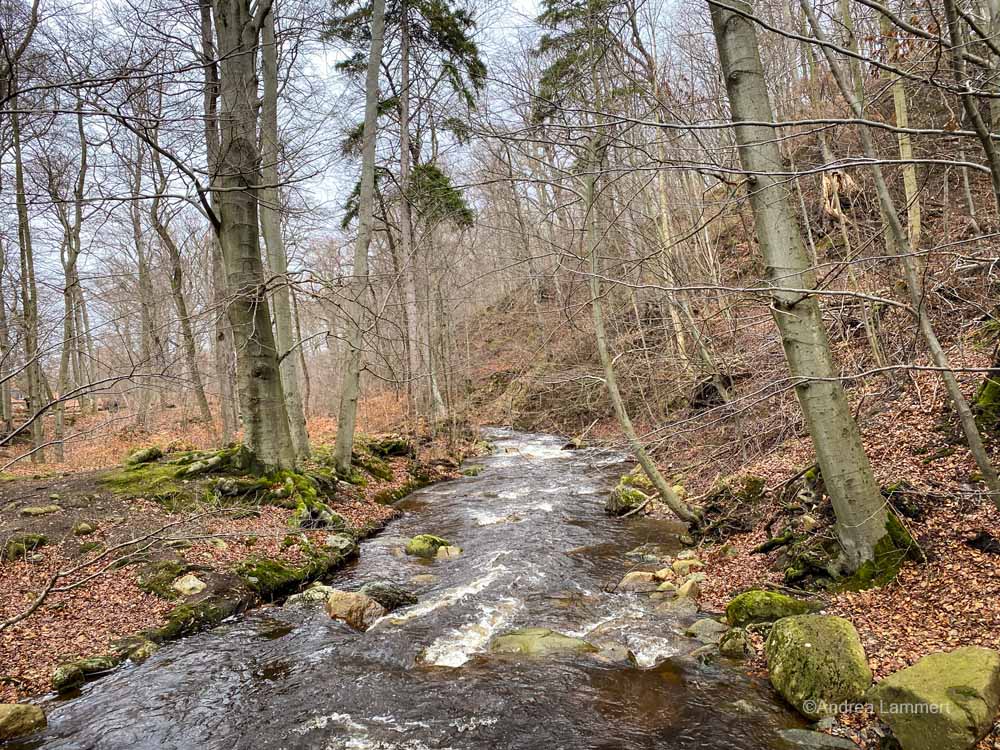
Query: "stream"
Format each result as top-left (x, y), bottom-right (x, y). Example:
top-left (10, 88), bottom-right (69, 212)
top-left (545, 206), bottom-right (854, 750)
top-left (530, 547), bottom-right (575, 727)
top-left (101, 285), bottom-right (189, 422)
top-left (15, 429), bottom-right (806, 749)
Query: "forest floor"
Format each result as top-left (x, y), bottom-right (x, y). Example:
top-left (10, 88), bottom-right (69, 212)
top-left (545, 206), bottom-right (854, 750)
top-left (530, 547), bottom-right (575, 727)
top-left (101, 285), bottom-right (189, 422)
top-left (0, 413), bottom-right (481, 703)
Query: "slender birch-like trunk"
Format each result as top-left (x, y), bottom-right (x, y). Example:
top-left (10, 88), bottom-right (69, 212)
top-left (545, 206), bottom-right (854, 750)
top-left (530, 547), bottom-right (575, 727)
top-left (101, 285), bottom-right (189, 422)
top-left (333, 0), bottom-right (387, 474)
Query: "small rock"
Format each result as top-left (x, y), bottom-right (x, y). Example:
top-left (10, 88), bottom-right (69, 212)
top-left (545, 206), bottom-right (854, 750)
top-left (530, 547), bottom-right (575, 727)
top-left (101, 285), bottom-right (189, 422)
top-left (618, 571), bottom-right (659, 592)
top-left (73, 522), bottom-right (96, 536)
top-left (20, 505), bottom-right (61, 517)
top-left (590, 643), bottom-right (637, 667)
top-left (128, 640), bottom-right (159, 663)
top-left (624, 543), bottom-right (673, 563)
top-left (689, 644), bottom-right (717, 663)
top-left (657, 580), bottom-right (677, 593)
top-left (435, 545), bottom-right (462, 559)
top-left (324, 533), bottom-right (357, 556)
top-left (51, 664), bottom-right (85, 693)
top-left (286, 583), bottom-right (336, 607)
top-left (48, 493), bottom-right (61, 501)
top-left (672, 559), bottom-right (704, 576)
top-left (678, 533), bottom-right (695, 546)
top-left (719, 628), bottom-right (752, 658)
top-left (405, 534), bottom-right (451, 558)
top-left (686, 618), bottom-right (728, 644)
top-left (653, 567), bottom-right (673, 581)
top-left (410, 574), bottom-right (438, 585)
top-left (172, 574), bottom-right (207, 596)
top-left (325, 590), bottom-right (386, 630)
top-left (682, 571), bottom-right (708, 585)
top-left (778, 729), bottom-right (859, 749)
top-left (656, 597), bottom-right (698, 618)
top-left (676, 550), bottom-right (698, 560)
top-left (799, 514), bottom-right (821, 533)
top-left (676, 578), bottom-right (700, 599)
top-left (359, 581), bottom-right (418, 611)
top-left (0, 704), bottom-right (46, 741)
top-left (206, 537), bottom-right (229, 551)
top-left (163, 539), bottom-right (193, 551)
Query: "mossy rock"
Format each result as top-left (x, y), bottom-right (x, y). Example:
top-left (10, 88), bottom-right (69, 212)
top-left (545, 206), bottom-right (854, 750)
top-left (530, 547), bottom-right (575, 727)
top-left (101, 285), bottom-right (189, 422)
top-left (1, 534), bottom-right (47, 562)
top-left (405, 534), bottom-right (451, 558)
top-left (126, 446), bottom-right (163, 465)
top-left (352, 449), bottom-right (393, 481)
top-left (725, 590), bottom-right (821, 627)
top-left (765, 614), bottom-right (872, 719)
top-left (868, 646), bottom-right (1000, 750)
top-left (460, 465), bottom-right (483, 477)
top-left (489, 627), bottom-right (598, 657)
top-left (149, 599), bottom-right (237, 642)
top-left (51, 664), bottom-right (85, 693)
top-left (359, 580), bottom-right (418, 611)
top-left (974, 371), bottom-right (1000, 435)
top-left (137, 559), bottom-right (191, 600)
top-left (0, 704), bottom-right (46, 741)
top-left (364, 435), bottom-right (415, 458)
top-left (236, 534), bottom-right (358, 600)
top-left (605, 483), bottom-right (647, 516)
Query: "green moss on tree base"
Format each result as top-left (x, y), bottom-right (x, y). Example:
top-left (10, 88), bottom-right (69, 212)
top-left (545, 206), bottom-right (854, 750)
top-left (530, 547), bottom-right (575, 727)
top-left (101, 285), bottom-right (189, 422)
top-left (837, 513), bottom-right (921, 591)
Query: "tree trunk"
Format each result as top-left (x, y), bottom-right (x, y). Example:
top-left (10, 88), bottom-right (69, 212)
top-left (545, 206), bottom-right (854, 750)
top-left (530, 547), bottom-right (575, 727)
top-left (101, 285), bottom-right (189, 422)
top-left (333, 0), bottom-right (386, 474)
top-left (712, 0), bottom-right (893, 569)
top-left (212, 0), bottom-right (294, 471)
top-left (261, 6), bottom-right (310, 459)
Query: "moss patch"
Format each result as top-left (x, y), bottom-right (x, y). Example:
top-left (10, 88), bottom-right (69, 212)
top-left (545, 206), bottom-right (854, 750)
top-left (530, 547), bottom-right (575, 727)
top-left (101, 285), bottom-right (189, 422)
top-left (725, 590), bottom-right (821, 627)
top-left (137, 559), bottom-right (191, 599)
top-left (838, 513), bottom-right (922, 591)
top-left (1, 533), bottom-right (47, 562)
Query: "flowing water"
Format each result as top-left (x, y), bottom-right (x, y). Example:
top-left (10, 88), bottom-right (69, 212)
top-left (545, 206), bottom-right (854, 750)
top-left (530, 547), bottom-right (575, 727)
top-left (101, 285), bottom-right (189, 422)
top-left (15, 430), bottom-right (806, 749)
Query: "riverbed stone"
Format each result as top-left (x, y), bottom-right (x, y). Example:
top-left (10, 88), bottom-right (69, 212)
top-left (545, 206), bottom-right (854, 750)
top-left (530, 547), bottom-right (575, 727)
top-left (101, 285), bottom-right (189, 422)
top-left (676, 578), bottom-right (700, 599)
top-left (172, 574), bottom-right (206, 596)
top-left (73, 521), bottom-right (96, 536)
top-left (325, 590), bottom-right (386, 631)
top-left (718, 628), bottom-right (751, 658)
top-left (127, 639), bottom-right (159, 663)
top-left (725, 590), bottom-right (821, 627)
top-left (617, 571), bottom-right (659, 592)
top-left (590, 643), bottom-right (638, 667)
top-left (435, 545), bottom-right (462, 559)
top-left (656, 580), bottom-right (677, 593)
top-left (655, 597), bottom-right (698, 618)
top-left (410, 574), bottom-right (438, 585)
top-left (867, 646), bottom-right (1000, 750)
top-left (672, 559), bottom-right (703, 576)
top-left (765, 615), bottom-right (872, 719)
top-left (359, 580), bottom-right (418, 611)
top-left (405, 534), bottom-right (451, 558)
top-left (605, 484), bottom-right (647, 516)
top-left (624, 543), bottom-right (673, 563)
top-left (686, 618), bottom-right (728, 644)
top-left (653, 567), bottom-right (673, 581)
top-left (490, 627), bottom-right (598, 657)
top-left (51, 663), bottom-right (85, 693)
top-left (285, 583), bottom-right (336, 607)
top-left (0, 704), bottom-right (46, 741)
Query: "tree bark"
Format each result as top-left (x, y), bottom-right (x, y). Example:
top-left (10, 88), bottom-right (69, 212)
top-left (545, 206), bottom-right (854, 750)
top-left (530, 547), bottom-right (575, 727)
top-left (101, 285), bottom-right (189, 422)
top-left (333, 0), bottom-right (387, 474)
top-left (712, 0), bottom-right (892, 569)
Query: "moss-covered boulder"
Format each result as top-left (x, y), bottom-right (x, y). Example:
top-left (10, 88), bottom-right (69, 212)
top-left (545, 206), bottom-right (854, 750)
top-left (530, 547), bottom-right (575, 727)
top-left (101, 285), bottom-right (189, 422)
top-left (725, 590), bottom-right (821, 627)
top-left (1, 534), bottom-right (47, 562)
top-left (489, 627), bottom-right (598, 657)
top-left (605, 483), bottom-right (648, 516)
top-left (765, 615), bottom-right (872, 719)
top-left (20, 505), bottom-right (61, 517)
top-left (0, 704), bottom-right (46, 740)
top-left (365, 435), bottom-right (414, 458)
top-left (617, 571), bottom-right (659, 592)
top-left (719, 628), bottom-right (751, 658)
top-left (51, 663), bottom-right (85, 693)
top-left (405, 534), bottom-right (451, 558)
top-left (868, 646), bottom-right (1000, 750)
top-left (126, 446), bottom-right (163, 465)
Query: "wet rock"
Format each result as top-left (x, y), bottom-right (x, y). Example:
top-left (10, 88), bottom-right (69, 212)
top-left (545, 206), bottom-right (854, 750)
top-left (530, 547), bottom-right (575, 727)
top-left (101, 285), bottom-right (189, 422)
top-left (286, 583), bottom-right (336, 607)
top-left (590, 643), bottom-right (638, 667)
top-left (778, 729), bottom-right (859, 749)
top-left (676, 578), bottom-right (700, 599)
top-left (624, 543), bottom-right (673, 563)
top-left (766, 615), bottom-right (872, 719)
top-left (718, 628), bottom-right (752, 658)
top-left (324, 533), bottom-right (356, 556)
top-left (127, 639), bottom-right (159, 663)
top-left (72, 521), bottom-right (97, 536)
top-left (868, 646), bottom-right (1000, 750)
top-left (405, 534), bottom-right (451, 558)
top-left (51, 664), bottom-right (85, 693)
top-left (359, 581), bottom-right (418, 612)
top-left (617, 571), bottom-right (659, 592)
top-left (656, 580), bottom-right (677, 594)
top-left (605, 484), bottom-right (648, 516)
top-left (325, 590), bottom-right (386, 631)
top-left (410, 574), bottom-right (438, 585)
top-left (435, 545), bottom-right (462, 559)
top-left (725, 589), bottom-right (821, 627)
top-left (20, 505), bottom-right (61, 517)
top-left (685, 618), bottom-right (728, 644)
top-left (172, 574), bottom-right (207, 597)
top-left (689, 644), bottom-right (718, 664)
top-left (653, 567), bottom-right (674, 581)
top-left (489, 627), bottom-right (598, 657)
top-left (0, 704), bottom-right (46, 741)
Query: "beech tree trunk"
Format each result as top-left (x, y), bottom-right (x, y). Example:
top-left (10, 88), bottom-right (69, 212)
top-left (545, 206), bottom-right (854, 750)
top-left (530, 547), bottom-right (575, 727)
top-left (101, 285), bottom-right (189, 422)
top-left (712, 0), bottom-right (893, 569)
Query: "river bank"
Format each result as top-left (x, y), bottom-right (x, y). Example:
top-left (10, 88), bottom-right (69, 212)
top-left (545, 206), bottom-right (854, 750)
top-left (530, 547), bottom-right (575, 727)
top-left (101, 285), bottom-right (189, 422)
top-left (0, 430), bottom-right (484, 704)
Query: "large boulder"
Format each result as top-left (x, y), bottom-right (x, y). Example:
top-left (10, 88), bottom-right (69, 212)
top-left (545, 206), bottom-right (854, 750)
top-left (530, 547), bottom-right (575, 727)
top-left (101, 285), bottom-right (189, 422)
top-left (605, 484), bottom-right (647, 516)
top-left (0, 704), bottom-right (46, 741)
top-left (868, 646), bottom-right (1000, 750)
top-left (359, 581), bottom-right (417, 611)
top-left (325, 591), bottom-right (386, 630)
top-left (765, 615), bottom-right (872, 719)
top-left (725, 590), bottom-right (821, 627)
top-left (686, 618), bottom-right (728, 644)
top-left (490, 627), bottom-right (598, 657)
top-left (405, 534), bottom-right (451, 558)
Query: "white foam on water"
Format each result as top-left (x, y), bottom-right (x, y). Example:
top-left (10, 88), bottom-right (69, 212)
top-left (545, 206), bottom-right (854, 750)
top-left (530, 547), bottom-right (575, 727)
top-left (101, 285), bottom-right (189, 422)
top-left (297, 711), bottom-right (368, 734)
top-left (376, 565), bottom-right (508, 627)
top-left (629, 635), bottom-right (680, 667)
top-left (497, 487), bottom-right (531, 500)
top-left (450, 715), bottom-right (499, 733)
top-left (420, 598), bottom-right (521, 667)
top-left (469, 508), bottom-right (523, 526)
